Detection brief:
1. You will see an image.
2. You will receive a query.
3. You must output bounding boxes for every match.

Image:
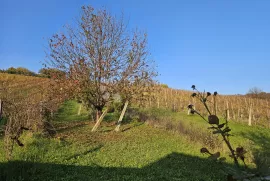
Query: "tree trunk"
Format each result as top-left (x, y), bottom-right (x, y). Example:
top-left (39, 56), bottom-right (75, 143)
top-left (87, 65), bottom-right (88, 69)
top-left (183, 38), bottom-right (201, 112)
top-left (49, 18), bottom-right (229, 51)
top-left (77, 103), bottom-right (82, 116)
top-left (96, 110), bottom-right (102, 123)
top-left (91, 108), bottom-right (108, 132)
top-left (115, 101), bottom-right (129, 132)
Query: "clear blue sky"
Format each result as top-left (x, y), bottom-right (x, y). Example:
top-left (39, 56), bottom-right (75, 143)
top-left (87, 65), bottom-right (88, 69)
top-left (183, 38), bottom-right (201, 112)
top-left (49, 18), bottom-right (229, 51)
top-left (1, 0), bottom-right (270, 94)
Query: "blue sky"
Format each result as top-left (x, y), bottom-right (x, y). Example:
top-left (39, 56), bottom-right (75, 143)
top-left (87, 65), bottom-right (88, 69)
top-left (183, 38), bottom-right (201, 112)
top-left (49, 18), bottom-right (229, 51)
top-left (1, 0), bottom-right (270, 94)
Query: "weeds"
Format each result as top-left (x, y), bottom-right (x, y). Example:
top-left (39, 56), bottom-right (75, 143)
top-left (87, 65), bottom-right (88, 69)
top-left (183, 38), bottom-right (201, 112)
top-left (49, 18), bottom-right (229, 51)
top-left (143, 107), bottom-right (222, 150)
top-left (189, 85), bottom-right (270, 181)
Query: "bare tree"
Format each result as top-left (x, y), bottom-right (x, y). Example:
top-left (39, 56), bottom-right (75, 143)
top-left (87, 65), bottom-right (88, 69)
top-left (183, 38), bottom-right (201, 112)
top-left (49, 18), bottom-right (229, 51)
top-left (45, 5), bottom-right (157, 127)
top-left (247, 87), bottom-right (263, 98)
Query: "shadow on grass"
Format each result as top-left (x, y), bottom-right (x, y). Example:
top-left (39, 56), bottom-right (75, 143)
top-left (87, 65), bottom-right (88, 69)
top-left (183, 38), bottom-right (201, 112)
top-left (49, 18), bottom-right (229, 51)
top-left (56, 122), bottom-right (88, 133)
top-left (65, 145), bottom-right (103, 161)
top-left (97, 122), bottom-right (145, 133)
top-left (0, 152), bottom-right (232, 181)
top-left (122, 122), bottom-right (145, 132)
top-left (240, 131), bottom-right (270, 174)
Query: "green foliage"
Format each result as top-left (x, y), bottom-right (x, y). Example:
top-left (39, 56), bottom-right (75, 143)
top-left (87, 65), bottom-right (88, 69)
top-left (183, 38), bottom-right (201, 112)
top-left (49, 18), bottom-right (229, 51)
top-left (54, 100), bottom-right (89, 122)
top-left (5, 67), bottom-right (36, 76)
top-left (38, 68), bottom-right (65, 78)
top-left (107, 101), bottom-right (123, 114)
top-left (0, 67), bottom-right (66, 78)
top-left (6, 67), bottom-right (17, 74)
top-left (0, 117), bottom-right (7, 126)
top-left (160, 83), bottom-right (169, 88)
top-left (103, 112), bottom-right (120, 123)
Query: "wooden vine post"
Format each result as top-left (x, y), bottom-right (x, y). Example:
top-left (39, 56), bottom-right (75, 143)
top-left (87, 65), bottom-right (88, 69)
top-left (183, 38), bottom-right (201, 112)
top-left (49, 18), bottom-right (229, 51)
top-left (77, 103), bottom-right (82, 116)
top-left (0, 99), bottom-right (3, 119)
top-left (248, 101), bottom-right (253, 126)
top-left (115, 101), bottom-right (129, 132)
top-left (226, 100), bottom-right (230, 120)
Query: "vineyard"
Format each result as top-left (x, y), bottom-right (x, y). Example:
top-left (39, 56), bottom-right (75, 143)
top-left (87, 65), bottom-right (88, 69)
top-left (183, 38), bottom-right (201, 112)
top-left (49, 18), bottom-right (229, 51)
top-left (1, 73), bottom-right (270, 180)
top-left (2, 2), bottom-right (270, 180)
top-left (146, 87), bottom-right (270, 128)
top-left (1, 73), bottom-right (270, 143)
top-left (0, 73), bottom-right (73, 159)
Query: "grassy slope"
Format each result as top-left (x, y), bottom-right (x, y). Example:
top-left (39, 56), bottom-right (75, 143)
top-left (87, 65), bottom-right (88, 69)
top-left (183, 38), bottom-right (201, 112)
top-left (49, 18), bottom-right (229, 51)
top-left (0, 124), bottom-right (229, 181)
top-left (144, 107), bottom-right (270, 169)
top-left (54, 100), bottom-right (89, 122)
top-left (0, 101), bottom-right (269, 180)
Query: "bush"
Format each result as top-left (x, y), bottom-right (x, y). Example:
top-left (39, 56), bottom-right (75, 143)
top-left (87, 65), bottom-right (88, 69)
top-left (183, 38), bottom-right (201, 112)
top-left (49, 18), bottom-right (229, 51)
top-left (0, 117), bottom-right (7, 126)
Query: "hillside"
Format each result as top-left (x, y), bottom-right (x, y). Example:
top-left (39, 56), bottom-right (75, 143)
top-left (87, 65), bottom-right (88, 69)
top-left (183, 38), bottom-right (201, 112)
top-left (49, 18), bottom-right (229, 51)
top-left (1, 72), bottom-right (270, 127)
top-left (0, 100), bottom-right (270, 180)
top-left (1, 74), bottom-right (270, 180)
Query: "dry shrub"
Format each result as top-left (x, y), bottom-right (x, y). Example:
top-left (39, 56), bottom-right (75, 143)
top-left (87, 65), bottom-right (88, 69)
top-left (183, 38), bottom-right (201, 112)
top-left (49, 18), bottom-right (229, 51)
top-left (143, 108), bottom-right (222, 150)
top-left (176, 121), bottom-right (222, 150)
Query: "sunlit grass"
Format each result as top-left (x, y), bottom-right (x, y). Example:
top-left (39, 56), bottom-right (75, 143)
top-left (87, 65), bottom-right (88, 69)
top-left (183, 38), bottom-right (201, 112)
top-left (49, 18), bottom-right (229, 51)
top-left (0, 102), bottom-right (270, 180)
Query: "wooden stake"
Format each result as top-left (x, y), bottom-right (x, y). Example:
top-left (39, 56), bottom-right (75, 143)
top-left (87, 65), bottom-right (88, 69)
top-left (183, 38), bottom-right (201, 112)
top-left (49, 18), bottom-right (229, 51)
top-left (77, 103), bottom-right (82, 115)
top-left (226, 101), bottom-right (230, 120)
top-left (91, 108), bottom-right (108, 132)
top-left (115, 101), bottom-right (129, 132)
top-left (248, 101), bottom-right (252, 126)
top-left (0, 99), bottom-right (2, 119)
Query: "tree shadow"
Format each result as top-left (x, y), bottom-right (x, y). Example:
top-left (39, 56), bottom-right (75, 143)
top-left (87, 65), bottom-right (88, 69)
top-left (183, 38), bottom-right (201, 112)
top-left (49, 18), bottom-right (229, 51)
top-left (97, 122), bottom-right (144, 133)
top-left (0, 152), bottom-right (232, 181)
top-left (65, 145), bottom-right (103, 161)
top-left (56, 122), bottom-right (87, 133)
top-left (121, 122), bottom-right (144, 132)
top-left (240, 131), bottom-right (270, 174)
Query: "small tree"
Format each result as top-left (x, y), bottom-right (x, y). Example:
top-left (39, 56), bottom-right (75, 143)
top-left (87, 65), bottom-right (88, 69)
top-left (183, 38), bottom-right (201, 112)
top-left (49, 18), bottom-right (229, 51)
top-left (45, 5), bottom-right (156, 127)
top-left (16, 67), bottom-right (36, 76)
top-left (247, 87), bottom-right (263, 95)
top-left (38, 68), bottom-right (65, 78)
top-left (247, 87), bottom-right (263, 99)
top-left (6, 67), bottom-right (17, 74)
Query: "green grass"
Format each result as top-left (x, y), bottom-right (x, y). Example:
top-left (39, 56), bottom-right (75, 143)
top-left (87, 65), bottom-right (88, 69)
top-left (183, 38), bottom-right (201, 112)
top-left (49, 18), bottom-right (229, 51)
top-left (54, 100), bottom-right (89, 122)
top-left (0, 103), bottom-right (269, 180)
top-left (0, 123), bottom-right (231, 181)
top-left (142, 107), bottom-right (270, 172)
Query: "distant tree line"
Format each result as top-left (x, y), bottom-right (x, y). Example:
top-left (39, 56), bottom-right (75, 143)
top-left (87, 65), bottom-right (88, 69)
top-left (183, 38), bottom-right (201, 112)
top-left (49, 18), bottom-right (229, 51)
top-left (0, 67), bottom-right (64, 78)
top-left (246, 87), bottom-right (270, 100)
top-left (0, 67), bottom-right (36, 76)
